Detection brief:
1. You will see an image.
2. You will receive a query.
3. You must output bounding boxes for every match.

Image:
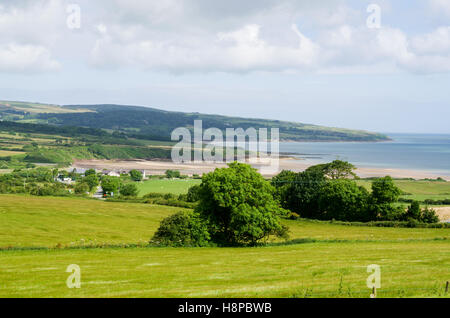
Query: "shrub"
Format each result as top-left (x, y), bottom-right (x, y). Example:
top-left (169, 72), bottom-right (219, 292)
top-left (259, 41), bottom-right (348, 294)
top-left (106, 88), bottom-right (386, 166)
top-left (129, 169), bottom-right (143, 182)
top-left (151, 212), bottom-right (211, 247)
top-left (120, 183), bottom-right (139, 197)
top-left (421, 206), bottom-right (440, 223)
top-left (75, 182), bottom-right (90, 195)
top-left (186, 185), bottom-right (201, 202)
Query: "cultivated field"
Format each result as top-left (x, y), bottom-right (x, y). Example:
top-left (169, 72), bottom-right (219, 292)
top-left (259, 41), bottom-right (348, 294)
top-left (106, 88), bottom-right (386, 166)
top-left (0, 194), bottom-right (449, 298)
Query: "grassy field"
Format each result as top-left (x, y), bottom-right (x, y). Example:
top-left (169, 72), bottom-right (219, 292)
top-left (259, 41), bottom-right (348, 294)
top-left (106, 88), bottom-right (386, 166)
top-left (1, 195), bottom-right (449, 249)
top-left (0, 150), bottom-right (25, 156)
top-left (0, 194), bottom-right (449, 298)
top-left (1, 241), bottom-right (449, 298)
top-left (136, 179), bottom-right (201, 196)
top-left (357, 180), bottom-right (450, 202)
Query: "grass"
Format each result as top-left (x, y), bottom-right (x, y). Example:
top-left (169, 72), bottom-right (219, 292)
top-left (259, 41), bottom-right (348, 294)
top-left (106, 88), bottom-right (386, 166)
top-left (0, 150), bottom-right (25, 156)
top-left (136, 179), bottom-right (201, 196)
top-left (0, 194), bottom-right (449, 298)
top-left (1, 194), bottom-right (449, 249)
top-left (0, 195), bottom-right (185, 248)
top-left (0, 241), bottom-right (449, 298)
top-left (357, 179), bottom-right (450, 202)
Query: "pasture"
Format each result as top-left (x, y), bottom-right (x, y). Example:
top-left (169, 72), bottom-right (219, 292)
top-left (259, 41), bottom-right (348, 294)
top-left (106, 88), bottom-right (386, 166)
top-left (0, 194), bottom-right (449, 298)
top-left (136, 179), bottom-right (201, 196)
top-left (357, 179), bottom-right (450, 202)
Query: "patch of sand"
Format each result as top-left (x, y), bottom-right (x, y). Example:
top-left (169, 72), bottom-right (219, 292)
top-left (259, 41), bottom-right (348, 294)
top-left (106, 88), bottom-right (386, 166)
top-left (72, 158), bottom-right (450, 180)
top-left (434, 207), bottom-right (450, 223)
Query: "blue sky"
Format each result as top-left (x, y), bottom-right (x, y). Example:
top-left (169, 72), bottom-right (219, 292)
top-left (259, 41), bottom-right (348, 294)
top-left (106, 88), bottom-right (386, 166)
top-left (0, 0), bottom-right (449, 133)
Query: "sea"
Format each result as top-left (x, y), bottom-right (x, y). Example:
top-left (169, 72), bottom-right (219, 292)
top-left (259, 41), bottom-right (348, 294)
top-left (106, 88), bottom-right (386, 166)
top-left (279, 134), bottom-right (450, 176)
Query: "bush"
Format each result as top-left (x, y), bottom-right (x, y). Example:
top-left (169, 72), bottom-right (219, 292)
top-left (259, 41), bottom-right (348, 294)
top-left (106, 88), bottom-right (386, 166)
top-left (151, 212), bottom-right (211, 247)
top-left (75, 182), bottom-right (90, 195)
top-left (421, 206), bottom-right (440, 223)
top-left (165, 170), bottom-right (181, 179)
top-left (186, 185), bottom-right (201, 202)
top-left (129, 169), bottom-right (143, 182)
top-left (120, 183), bottom-right (139, 197)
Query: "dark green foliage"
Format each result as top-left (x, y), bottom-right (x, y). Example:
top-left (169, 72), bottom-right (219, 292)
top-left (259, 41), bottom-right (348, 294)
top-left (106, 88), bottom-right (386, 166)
top-left (151, 212), bottom-right (211, 247)
top-left (285, 169), bottom-right (326, 219)
top-left (31, 103), bottom-right (389, 142)
top-left (369, 176), bottom-right (403, 220)
top-left (420, 207), bottom-right (440, 223)
top-left (129, 169), bottom-right (143, 182)
top-left (165, 170), bottom-right (181, 179)
top-left (120, 183), bottom-right (139, 197)
top-left (186, 185), bottom-right (201, 202)
top-left (318, 180), bottom-right (370, 221)
top-left (85, 169), bottom-right (96, 176)
top-left (306, 160), bottom-right (357, 179)
top-left (195, 162), bottom-right (289, 246)
top-left (405, 201), bottom-right (421, 220)
top-left (271, 170), bottom-right (297, 208)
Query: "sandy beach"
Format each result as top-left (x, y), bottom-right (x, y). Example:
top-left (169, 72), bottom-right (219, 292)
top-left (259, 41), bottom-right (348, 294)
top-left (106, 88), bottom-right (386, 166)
top-left (71, 157), bottom-right (450, 181)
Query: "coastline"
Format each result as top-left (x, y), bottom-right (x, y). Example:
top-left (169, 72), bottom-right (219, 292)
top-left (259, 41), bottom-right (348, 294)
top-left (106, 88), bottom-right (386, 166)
top-left (71, 157), bottom-right (450, 181)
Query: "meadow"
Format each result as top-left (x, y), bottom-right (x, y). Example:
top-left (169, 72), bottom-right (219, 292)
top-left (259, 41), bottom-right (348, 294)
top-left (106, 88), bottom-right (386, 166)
top-left (136, 179), bottom-right (202, 195)
top-left (0, 194), bottom-right (449, 298)
top-left (357, 179), bottom-right (450, 203)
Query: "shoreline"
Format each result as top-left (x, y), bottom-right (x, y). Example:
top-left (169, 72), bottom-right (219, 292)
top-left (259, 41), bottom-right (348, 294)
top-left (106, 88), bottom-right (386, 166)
top-left (71, 157), bottom-right (450, 181)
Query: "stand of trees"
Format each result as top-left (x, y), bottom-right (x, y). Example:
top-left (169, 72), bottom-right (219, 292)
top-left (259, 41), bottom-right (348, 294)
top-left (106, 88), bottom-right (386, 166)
top-left (272, 161), bottom-right (439, 223)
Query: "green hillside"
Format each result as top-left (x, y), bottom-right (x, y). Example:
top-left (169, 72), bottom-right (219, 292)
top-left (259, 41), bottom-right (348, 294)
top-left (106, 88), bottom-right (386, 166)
top-left (0, 100), bottom-right (389, 142)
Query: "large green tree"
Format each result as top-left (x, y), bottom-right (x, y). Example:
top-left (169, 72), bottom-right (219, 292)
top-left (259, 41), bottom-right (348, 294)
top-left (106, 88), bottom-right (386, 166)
top-left (318, 179), bottom-right (370, 221)
top-left (271, 170), bottom-right (297, 208)
top-left (101, 176), bottom-right (120, 196)
top-left (369, 176), bottom-right (403, 220)
top-left (195, 162), bottom-right (288, 246)
top-left (129, 169), bottom-right (143, 182)
top-left (306, 160), bottom-right (357, 179)
top-left (286, 169), bottom-right (326, 219)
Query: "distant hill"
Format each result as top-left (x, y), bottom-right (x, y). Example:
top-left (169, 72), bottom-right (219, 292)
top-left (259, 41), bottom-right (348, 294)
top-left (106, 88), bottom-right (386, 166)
top-left (0, 101), bottom-right (389, 142)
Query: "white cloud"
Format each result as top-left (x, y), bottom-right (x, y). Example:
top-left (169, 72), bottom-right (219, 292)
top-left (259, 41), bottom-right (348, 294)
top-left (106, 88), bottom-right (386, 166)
top-left (2, 0), bottom-right (450, 75)
top-left (0, 0), bottom-right (64, 73)
top-left (0, 43), bottom-right (60, 72)
top-left (429, 0), bottom-right (450, 17)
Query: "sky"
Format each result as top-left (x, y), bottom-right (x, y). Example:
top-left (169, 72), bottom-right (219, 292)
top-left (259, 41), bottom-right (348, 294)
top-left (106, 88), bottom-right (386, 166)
top-left (0, 0), bottom-right (449, 133)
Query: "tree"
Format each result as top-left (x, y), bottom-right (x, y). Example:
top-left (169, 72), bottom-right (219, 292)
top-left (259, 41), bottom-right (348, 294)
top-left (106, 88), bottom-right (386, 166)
top-left (74, 182), bottom-right (90, 195)
top-left (286, 169), bottom-right (326, 219)
top-left (83, 174), bottom-right (99, 192)
top-left (85, 169), bottom-right (96, 176)
top-left (186, 185), bottom-right (201, 202)
top-left (165, 170), bottom-right (181, 179)
top-left (195, 162), bottom-right (289, 246)
top-left (101, 176), bottom-right (120, 196)
top-left (369, 176), bottom-right (403, 220)
top-left (405, 201), bottom-right (421, 220)
top-left (120, 183), bottom-right (138, 197)
top-left (306, 160), bottom-right (356, 179)
top-left (318, 179), bottom-right (370, 221)
top-left (420, 207), bottom-right (439, 223)
top-left (129, 169), bottom-right (143, 182)
top-left (271, 170), bottom-right (297, 208)
top-left (151, 211), bottom-right (210, 247)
